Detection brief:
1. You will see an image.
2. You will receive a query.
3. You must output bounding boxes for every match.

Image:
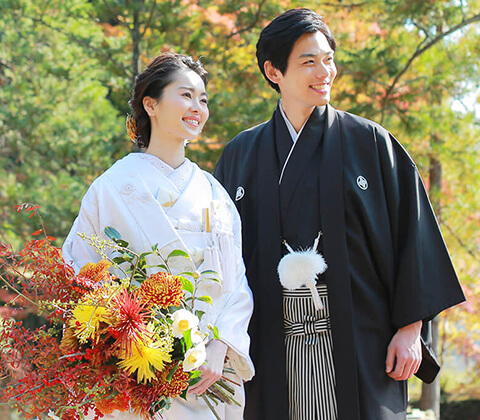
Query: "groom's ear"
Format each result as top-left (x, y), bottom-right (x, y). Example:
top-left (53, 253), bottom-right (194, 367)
top-left (264, 60), bottom-right (283, 85)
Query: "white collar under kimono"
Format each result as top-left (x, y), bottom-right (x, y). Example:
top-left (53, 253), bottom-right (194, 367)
top-left (279, 98), bottom-right (307, 143)
top-left (136, 153), bottom-right (193, 195)
top-left (278, 99), bottom-right (308, 184)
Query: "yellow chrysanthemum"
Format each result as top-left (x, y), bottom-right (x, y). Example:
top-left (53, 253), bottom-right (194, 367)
top-left (70, 303), bottom-right (111, 343)
top-left (118, 341), bottom-right (172, 383)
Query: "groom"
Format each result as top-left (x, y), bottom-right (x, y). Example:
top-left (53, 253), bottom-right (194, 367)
top-left (214, 8), bottom-right (464, 420)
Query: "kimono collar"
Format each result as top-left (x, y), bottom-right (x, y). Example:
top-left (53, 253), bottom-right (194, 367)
top-left (276, 105), bottom-right (327, 186)
top-left (136, 153), bottom-right (194, 194)
top-left (278, 99), bottom-right (307, 143)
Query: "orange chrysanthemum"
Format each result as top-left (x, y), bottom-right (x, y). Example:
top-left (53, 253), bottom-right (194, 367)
top-left (59, 327), bottom-right (79, 355)
top-left (155, 363), bottom-right (190, 398)
top-left (129, 364), bottom-right (189, 418)
top-left (78, 260), bottom-right (112, 283)
top-left (95, 392), bottom-right (130, 415)
top-left (130, 383), bottom-right (158, 418)
top-left (139, 272), bottom-right (184, 308)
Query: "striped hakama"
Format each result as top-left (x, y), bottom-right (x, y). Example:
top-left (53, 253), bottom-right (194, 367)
top-left (283, 284), bottom-right (337, 420)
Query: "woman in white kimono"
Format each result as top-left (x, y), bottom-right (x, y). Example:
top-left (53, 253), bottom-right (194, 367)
top-left (63, 52), bottom-right (254, 419)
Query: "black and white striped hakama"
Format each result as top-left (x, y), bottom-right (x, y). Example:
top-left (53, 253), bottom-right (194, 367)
top-left (283, 284), bottom-right (337, 420)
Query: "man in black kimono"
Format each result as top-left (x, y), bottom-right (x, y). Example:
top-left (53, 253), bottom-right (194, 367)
top-left (214, 8), bottom-right (465, 420)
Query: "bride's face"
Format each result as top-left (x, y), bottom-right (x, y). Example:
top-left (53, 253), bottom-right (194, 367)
top-left (145, 69), bottom-right (209, 143)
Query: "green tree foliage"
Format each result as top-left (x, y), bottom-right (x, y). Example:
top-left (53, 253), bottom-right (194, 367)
top-left (0, 0), bottom-right (125, 247)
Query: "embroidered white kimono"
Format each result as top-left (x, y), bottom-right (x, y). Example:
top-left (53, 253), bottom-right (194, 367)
top-left (63, 153), bottom-right (254, 420)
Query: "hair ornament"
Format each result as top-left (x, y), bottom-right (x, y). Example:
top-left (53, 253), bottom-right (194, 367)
top-left (126, 114), bottom-right (137, 142)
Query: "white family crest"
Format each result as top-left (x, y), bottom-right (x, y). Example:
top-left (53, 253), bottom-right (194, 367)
top-left (235, 186), bottom-right (245, 201)
top-left (120, 183), bottom-right (135, 195)
top-left (356, 176), bottom-right (368, 190)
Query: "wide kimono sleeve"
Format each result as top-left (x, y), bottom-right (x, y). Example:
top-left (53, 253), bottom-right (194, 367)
top-left (208, 175), bottom-right (255, 382)
top-left (62, 180), bottom-right (104, 273)
top-left (376, 127), bottom-right (465, 329)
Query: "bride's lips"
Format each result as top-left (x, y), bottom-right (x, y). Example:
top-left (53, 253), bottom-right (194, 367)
top-left (183, 116), bottom-right (200, 127)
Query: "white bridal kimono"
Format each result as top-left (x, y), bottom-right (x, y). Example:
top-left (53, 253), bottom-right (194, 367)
top-left (63, 153), bottom-right (255, 420)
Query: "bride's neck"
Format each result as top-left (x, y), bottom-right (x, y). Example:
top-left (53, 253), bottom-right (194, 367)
top-left (145, 136), bottom-right (185, 169)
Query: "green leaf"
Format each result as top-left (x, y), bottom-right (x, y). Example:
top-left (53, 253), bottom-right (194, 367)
top-left (122, 250), bottom-right (136, 259)
top-left (178, 271), bottom-right (194, 277)
top-left (200, 270), bottom-right (219, 276)
top-left (188, 375), bottom-right (202, 387)
top-left (144, 264), bottom-right (168, 271)
top-left (104, 226), bottom-right (121, 240)
top-left (199, 277), bottom-right (221, 283)
top-left (166, 363), bottom-right (180, 382)
top-left (197, 295), bottom-right (213, 305)
top-left (183, 329), bottom-right (192, 349)
top-left (195, 310), bottom-right (205, 320)
top-left (179, 276), bottom-right (194, 294)
top-left (112, 256), bottom-right (126, 265)
top-left (151, 243), bottom-right (159, 253)
top-left (114, 239), bottom-right (130, 248)
top-left (213, 326), bottom-right (220, 340)
top-left (167, 249), bottom-right (190, 260)
top-left (138, 251), bottom-right (152, 260)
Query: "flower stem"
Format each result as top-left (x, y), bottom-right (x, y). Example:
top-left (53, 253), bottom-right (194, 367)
top-left (200, 394), bottom-right (222, 420)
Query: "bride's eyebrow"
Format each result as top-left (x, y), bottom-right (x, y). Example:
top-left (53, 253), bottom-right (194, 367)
top-left (178, 86), bottom-right (208, 97)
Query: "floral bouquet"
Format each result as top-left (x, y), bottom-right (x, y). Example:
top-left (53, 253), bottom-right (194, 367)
top-left (0, 204), bottom-right (239, 419)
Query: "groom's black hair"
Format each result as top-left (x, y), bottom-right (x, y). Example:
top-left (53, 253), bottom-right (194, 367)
top-left (256, 8), bottom-right (336, 92)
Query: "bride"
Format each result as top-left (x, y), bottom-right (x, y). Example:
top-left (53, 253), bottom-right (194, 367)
top-left (63, 52), bottom-right (254, 419)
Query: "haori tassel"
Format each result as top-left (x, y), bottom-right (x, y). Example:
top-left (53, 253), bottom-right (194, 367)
top-left (277, 232), bottom-right (327, 311)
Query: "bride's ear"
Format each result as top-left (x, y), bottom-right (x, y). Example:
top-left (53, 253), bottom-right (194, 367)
top-left (143, 96), bottom-right (157, 117)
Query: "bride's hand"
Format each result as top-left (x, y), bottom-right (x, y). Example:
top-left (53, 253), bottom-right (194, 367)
top-left (188, 339), bottom-right (228, 396)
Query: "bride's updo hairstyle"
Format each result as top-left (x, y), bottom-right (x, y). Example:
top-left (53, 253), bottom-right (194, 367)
top-left (129, 52), bottom-right (208, 149)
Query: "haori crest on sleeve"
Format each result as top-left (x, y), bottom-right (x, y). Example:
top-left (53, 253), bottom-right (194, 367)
top-left (277, 232), bottom-right (327, 311)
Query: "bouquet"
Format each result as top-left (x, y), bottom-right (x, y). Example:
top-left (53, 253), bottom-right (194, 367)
top-left (0, 204), bottom-right (239, 419)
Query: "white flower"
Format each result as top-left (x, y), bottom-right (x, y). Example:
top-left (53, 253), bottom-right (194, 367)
top-left (172, 309), bottom-right (199, 338)
top-left (183, 343), bottom-right (206, 372)
top-left (191, 330), bottom-right (206, 345)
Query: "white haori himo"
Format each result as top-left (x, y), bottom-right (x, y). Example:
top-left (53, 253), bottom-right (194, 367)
top-left (277, 232), bottom-right (327, 311)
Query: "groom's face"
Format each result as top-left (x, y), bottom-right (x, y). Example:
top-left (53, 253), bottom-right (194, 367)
top-left (276, 31), bottom-right (337, 109)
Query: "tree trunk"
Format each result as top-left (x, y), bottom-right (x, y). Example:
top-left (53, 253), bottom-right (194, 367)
top-left (419, 138), bottom-right (442, 418)
top-left (419, 318), bottom-right (441, 418)
top-left (131, 0), bottom-right (143, 83)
